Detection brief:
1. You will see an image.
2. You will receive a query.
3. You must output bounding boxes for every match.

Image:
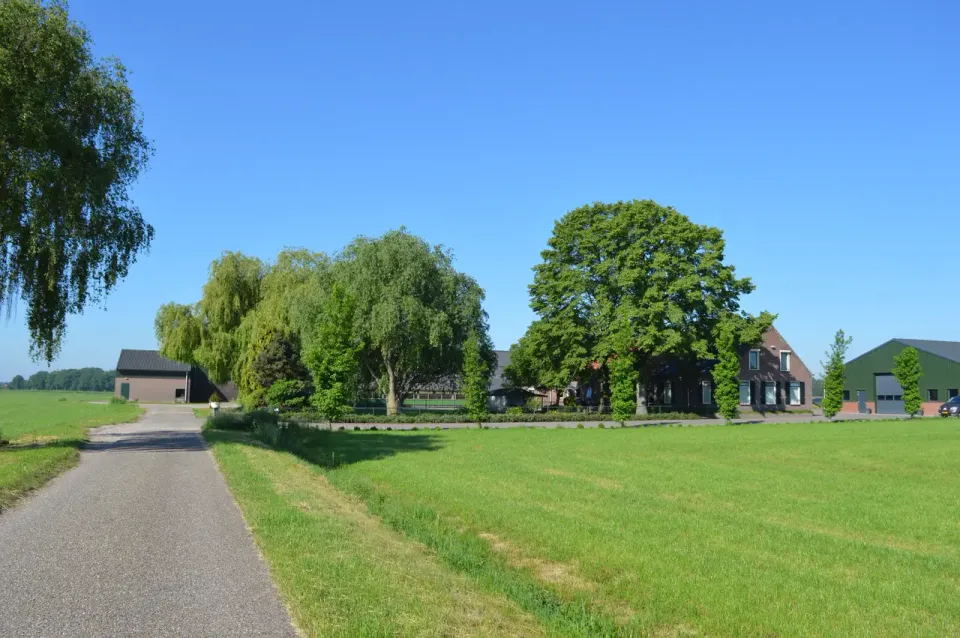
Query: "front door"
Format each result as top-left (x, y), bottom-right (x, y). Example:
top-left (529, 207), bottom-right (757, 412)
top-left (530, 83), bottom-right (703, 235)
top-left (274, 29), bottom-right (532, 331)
top-left (120, 382), bottom-right (130, 400)
top-left (857, 390), bottom-right (867, 413)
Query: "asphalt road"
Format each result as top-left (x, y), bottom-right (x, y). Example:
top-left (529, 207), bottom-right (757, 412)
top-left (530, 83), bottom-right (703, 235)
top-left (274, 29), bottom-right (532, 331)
top-left (0, 404), bottom-right (297, 637)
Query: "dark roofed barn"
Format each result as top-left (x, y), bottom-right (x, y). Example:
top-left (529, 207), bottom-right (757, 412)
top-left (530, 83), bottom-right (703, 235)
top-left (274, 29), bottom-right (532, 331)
top-left (843, 338), bottom-right (960, 415)
top-left (115, 349), bottom-right (237, 403)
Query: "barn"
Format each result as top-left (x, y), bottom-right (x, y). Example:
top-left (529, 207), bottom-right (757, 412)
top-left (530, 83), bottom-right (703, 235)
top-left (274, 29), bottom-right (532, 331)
top-left (114, 349), bottom-right (237, 403)
top-left (842, 339), bottom-right (960, 415)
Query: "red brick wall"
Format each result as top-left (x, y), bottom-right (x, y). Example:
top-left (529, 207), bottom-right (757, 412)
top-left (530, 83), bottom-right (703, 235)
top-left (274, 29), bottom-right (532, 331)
top-left (115, 374), bottom-right (187, 403)
top-left (738, 327), bottom-right (815, 410)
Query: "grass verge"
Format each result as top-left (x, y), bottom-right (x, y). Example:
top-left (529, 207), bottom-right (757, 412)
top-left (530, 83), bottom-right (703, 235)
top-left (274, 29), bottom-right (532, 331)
top-left (0, 391), bottom-right (143, 510)
top-left (204, 430), bottom-right (545, 637)
top-left (210, 418), bottom-right (960, 637)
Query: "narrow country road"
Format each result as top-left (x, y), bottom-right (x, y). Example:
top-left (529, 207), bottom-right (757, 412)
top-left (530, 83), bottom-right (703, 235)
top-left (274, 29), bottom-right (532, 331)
top-left (0, 404), bottom-right (297, 637)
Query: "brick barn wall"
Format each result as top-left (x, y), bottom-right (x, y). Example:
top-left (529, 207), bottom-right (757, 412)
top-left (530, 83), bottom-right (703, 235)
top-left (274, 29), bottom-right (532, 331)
top-left (115, 374), bottom-right (188, 403)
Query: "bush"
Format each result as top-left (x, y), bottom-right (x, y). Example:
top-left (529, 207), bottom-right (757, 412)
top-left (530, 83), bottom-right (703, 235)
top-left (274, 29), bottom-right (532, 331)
top-left (505, 407), bottom-right (523, 417)
top-left (280, 409), bottom-right (702, 425)
top-left (203, 408), bottom-right (279, 432)
top-left (109, 396), bottom-right (127, 405)
top-left (265, 379), bottom-right (311, 411)
top-left (209, 392), bottom-right (223, 403)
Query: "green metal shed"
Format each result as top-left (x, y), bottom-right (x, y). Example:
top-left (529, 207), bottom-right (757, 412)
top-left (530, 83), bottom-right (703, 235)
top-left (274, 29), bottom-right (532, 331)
top-left (844, 339), bottom-right (960, 414)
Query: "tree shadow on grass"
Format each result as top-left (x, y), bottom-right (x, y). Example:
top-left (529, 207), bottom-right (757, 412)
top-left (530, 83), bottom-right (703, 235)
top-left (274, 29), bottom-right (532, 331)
top-left (205, 425), bottom-right (445, 469)
top-left (0, 439), bottom-right (84, 453)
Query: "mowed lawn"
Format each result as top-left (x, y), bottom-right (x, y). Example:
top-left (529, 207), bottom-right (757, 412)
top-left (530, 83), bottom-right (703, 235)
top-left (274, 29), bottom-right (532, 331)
top-left (0, 391), bottom-right (143, 510)
top-left (209, 419), bottom-right (960, 637)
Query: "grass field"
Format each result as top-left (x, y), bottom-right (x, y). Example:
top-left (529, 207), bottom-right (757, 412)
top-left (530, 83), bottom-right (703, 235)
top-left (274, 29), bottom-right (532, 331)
top-left (207, 419), bottom-right (960, 637)
top-left (0, 391), bottom-right (143, 510)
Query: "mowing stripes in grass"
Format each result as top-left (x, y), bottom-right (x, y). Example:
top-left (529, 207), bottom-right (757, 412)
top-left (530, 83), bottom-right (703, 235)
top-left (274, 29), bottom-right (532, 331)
top-left (269, 421), bottom-right (960, 637)
top-left (205, 431), bottom-right (546, 637)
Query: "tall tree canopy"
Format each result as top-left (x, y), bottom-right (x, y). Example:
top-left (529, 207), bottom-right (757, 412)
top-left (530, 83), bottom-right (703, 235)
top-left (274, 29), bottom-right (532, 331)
top-left (335, 229), bottom-right (493, 414)
top-left (1, 0), bottom-right (153, 362)
top-left (516, 200), bottom-right (761, 413)
top-left (155, 232), bottom-right (492, 413)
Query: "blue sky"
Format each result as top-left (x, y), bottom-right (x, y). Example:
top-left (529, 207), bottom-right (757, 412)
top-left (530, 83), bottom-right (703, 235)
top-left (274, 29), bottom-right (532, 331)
top-left (2, 0), bottom-right (957, 380)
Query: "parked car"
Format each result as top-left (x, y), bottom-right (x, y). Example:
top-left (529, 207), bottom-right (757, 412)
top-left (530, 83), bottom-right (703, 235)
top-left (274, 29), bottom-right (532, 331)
top-left (939, 395), bottom-right (960, 417)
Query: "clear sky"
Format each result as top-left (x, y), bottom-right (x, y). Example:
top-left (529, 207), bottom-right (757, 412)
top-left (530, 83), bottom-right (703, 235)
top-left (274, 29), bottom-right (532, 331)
top-left (2, 0), bottom-right (957, 380)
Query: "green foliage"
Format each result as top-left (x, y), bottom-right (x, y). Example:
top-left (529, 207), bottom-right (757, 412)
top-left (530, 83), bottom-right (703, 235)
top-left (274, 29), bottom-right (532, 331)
top-left (523, 200), bottom-right (755, 395)
top-left (0, 0), bottom-right (154, 362)
top-left (288, 409), bottom-right (704, 425)
top-left (7, 368), bottom-right (115, 391)
top-left (305, 283), bottom-right (361, 423)
top-left (462, 332), bottom-right (490, 424)
top-left (892, 346), bottom-right (923, 417)
top-left (209, 392), bottom-right (223, 403)
top-left (155, 303), bottom-right (202, 365)
top-left (609, 352), bottom-right (637, 420)
top-left (709, 313), bottom-right (775, 422)
top-left (203, 408), bottom-right (278, 432)
top-left (109, 396), bottom-right (127, 405)
top-left (265, 379), bottom-right (311, 411)
top-left (821, 329), bottom-right (853, 419)
top-left (712, 321), bottom-right (741, 422)
top-left (335, 229), bottom-right (492, 414)
top-left (250, 331), bottom-right (309, 391)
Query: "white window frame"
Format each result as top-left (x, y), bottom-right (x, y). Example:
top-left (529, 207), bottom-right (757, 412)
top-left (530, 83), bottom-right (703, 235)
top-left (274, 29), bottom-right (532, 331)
top-left (763, 382), bottom-right (777, 405)
top-left (739, 381), bottom-right (751, 405)
top-left (789, 382), bottom-right (801, 406)
top-left (749, 349), bottom-right (760, 371)
top-left (780, 350), bottom-right (791, 372)
top-left (701, 381), bottom-right (712, 405)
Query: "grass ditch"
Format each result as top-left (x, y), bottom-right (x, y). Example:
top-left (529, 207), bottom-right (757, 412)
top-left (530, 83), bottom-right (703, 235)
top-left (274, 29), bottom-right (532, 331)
top-left (0, 391), bottom-right (143, 511)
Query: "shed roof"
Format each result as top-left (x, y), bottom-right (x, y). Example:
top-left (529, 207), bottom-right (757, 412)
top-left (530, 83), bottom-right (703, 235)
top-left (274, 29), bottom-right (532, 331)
top-left (116, 349), bottom-right (191, 374)
top-left (894, 339), bottom-right (960, 364)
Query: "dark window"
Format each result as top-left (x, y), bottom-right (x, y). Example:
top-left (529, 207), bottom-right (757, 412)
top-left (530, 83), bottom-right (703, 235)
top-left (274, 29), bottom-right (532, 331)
top-left (949, 389), bottom-right (959, 399)
top-left (894, 395), bottom-right (902, 401)
top-left (927, 389), bottom-right (939, 401)
top-left (842, 390), bottom-right (850, 401)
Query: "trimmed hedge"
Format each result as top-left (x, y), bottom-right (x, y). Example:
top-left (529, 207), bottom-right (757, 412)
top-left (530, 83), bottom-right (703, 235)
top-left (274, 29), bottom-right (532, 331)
top-left (282, 410), bottom-right (705, 425)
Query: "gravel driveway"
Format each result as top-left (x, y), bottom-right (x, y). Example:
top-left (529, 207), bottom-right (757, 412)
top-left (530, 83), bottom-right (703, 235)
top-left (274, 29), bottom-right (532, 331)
top-left (0, 404), bottom-right (297, 637)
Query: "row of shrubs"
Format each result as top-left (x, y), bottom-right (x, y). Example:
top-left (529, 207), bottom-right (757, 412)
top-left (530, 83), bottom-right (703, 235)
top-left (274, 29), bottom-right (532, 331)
top-left (281, 409), bottom-right (704, 424)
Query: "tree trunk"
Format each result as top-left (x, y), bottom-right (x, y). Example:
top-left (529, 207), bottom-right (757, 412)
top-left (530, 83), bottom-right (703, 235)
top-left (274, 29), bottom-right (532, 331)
top-left (386, 363), bottom-right (399, 415)
top-left (635, 382), bottom-right (648, 415)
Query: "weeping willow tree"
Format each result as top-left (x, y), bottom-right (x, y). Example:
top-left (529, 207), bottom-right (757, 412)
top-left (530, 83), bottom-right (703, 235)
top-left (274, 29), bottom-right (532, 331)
top-left (2, 0), bottom-right (153, 362)
top-left (155, 249), bottom-right (328, 405)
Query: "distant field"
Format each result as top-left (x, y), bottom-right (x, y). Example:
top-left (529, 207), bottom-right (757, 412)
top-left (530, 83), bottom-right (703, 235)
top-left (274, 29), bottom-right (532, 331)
top-left (209, 419), bottom-right (960, 637)
top-left (0, 391), bottom-right (143, 510)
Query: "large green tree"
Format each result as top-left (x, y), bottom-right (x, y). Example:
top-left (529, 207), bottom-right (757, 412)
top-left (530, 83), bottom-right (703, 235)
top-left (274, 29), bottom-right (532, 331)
top-left (9, 374), bottom-right (24, 389)
top-left (156, 251), bottom-right (264, 387)
top-left (892, 346), bottom-right (923, 417)
top-left (526, 200), bottom-right (757, 414)
top-left (334, 229), bottom-right (492, 415)
top-left (821, 329), bottom-right (852, 420)
top-left (1, 0), bottom-right (153, 362)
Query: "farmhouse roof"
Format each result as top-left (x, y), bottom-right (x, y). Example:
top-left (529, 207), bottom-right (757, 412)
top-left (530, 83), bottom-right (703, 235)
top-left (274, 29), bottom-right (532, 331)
top-left (116, 349), bottom-right (191, 374)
